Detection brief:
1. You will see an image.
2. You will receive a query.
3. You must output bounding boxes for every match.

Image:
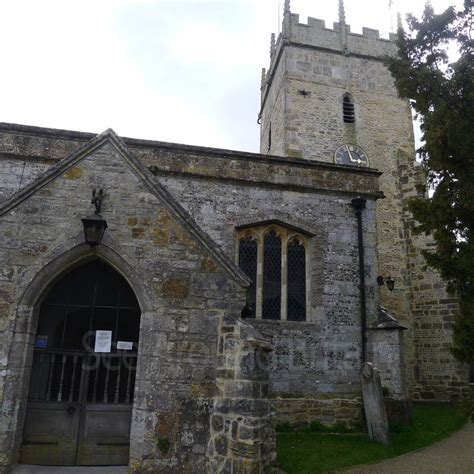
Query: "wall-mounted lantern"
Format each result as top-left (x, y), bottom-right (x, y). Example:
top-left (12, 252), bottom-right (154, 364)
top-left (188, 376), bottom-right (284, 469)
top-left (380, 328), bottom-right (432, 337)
top-left (81, 189), bottom-right (107, 247)
top-left (377, 275), bottom-right (395, 291)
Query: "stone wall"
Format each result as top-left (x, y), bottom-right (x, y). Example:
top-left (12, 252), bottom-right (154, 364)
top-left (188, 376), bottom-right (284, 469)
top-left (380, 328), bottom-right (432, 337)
top-left (154, 172), bottom-right (379, 425)
top-left (397, 149), bottom-right (469, 401)
top-left (209, 316), bottom-right (275, 472)
top-left (272, 395), bottom-right (362, 428)
top-left (287, 14), bottom-right (397, 57)
top-left (0, 124), bottom-right (383, 433)
top-left (369, 327), bottom-right (407, 401)
top-left (0, 124), bottom-right (90, 203)
top-left (0, 132), bottom-right (275, 472)
top-left (0, 122), bottom-right (382, 205)
top-left (258, 6), bottom-right (468, 402)
top-left (259, 46), bottom-right (286, 157)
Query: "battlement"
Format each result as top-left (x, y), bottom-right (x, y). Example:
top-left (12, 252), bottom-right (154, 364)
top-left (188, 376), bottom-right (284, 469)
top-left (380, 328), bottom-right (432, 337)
top-left (262, 9), bottom-right (398, 88)
top-left (291, 13), bottom-right (398, 44)
top-left (289, 13), bottom-right (397, 56)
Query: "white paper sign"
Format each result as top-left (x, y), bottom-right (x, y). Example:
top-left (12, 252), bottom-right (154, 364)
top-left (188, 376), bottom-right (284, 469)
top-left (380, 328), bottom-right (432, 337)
top-left (94, 330), bottom-right (112, 353)
top-left (117, 341), bottom-right (133, 351)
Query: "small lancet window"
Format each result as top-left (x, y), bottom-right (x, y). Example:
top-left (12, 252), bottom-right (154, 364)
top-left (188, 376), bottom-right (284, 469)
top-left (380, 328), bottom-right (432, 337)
top-left (343, 94), bottom-right (355, 123)
top-left (262, 230), bottom-right (282, 320)
top-left (268, 123), bottom-right (272, 152)
top-left (287, 238), bottom-right (306, 321)
top-left (239, 235), bottom-right (258, 318)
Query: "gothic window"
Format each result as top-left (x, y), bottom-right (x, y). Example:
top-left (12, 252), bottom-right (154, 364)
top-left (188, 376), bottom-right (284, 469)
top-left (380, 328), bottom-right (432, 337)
top-left (238, 235), bottom-right (258, 318)
top-left (237, 225), bottom-right (309, 321)
top-left (343, 94), bottom-right (355, 123)
top-left (287, 238), bottom-right (306, 321)
top-left (262, 230), bottom-right (282, 320)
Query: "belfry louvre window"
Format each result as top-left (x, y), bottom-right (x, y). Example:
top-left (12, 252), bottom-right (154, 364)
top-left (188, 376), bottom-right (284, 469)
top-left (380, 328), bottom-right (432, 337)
top-left (268, 123), bottom-right (272, 152)
top-left (343, 94), bottom-right (355, 123)
top-left (237, 225), bottom-right (310, 321)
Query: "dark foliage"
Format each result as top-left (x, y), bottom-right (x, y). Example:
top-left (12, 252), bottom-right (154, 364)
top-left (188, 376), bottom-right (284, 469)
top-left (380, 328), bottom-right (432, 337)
top-left (386, 1), bottom-right (474, 363)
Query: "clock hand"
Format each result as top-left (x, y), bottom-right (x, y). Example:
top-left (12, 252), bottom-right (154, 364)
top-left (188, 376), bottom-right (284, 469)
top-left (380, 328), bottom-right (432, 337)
top-left (346, 145), bottom-right (361, 163)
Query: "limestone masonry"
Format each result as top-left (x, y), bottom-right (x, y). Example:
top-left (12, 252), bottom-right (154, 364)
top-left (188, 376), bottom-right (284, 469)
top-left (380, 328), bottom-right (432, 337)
top-left (0, 1), bottom-right (469, 473)
top-left (259, 2), bottom-right (468, 403)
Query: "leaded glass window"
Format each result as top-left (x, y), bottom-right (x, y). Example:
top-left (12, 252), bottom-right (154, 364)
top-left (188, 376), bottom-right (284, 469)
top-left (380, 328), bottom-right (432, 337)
top-left (238, 235), bottom-right (258, 318)
top-left (237, 224), bottom-right (310, 322)
top-left (287, 238), bottom-right (306, 321)
top-left (262, 230), bottom-right (282, 320)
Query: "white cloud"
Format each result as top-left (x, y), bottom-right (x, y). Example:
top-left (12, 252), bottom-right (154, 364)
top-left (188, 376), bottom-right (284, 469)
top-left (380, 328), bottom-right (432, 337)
top-left (0, 0), bottom-right (463, 152)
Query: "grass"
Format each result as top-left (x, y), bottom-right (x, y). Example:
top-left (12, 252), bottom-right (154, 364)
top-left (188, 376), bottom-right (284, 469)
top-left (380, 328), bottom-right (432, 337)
top-left (276, 403), bottom-right (466, 474)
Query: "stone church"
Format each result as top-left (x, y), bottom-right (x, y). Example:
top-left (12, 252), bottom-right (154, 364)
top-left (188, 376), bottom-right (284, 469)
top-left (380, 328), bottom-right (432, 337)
top-left (0, 1), bottom-right (469, 472)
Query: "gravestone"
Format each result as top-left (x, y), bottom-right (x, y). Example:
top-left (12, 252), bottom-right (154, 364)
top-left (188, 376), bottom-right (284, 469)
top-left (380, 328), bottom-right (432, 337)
top-left (360, 362), bottom-right (390, 445)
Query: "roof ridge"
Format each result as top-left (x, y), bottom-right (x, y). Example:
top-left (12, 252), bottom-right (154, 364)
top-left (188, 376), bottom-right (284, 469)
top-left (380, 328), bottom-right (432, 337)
top-left (0, 129), bottom-right (251, 288)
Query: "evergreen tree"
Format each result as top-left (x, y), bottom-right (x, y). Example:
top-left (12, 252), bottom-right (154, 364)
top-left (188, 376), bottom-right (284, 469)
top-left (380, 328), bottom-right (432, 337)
top-left (387, 1), bottom-right (474, 363)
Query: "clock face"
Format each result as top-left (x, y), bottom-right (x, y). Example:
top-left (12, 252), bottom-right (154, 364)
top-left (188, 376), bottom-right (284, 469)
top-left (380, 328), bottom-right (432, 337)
top-left (334, 144), bottom-right (369, 167)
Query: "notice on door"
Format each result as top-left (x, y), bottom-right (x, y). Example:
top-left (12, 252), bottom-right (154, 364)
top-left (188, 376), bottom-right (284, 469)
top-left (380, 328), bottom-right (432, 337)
top-left (117, 341), bottom-right (133, 351)
top-left (94, 330), bottom-right (112, 353)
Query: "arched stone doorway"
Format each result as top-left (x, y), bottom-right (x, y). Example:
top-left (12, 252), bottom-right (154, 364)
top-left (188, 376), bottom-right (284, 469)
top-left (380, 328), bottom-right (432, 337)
top-left (19, 260), bottom-right (141, 466)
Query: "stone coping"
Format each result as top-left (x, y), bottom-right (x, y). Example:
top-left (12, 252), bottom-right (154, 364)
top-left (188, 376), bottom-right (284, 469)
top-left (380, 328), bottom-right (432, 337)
top-left (0, 122), bottom-right (380, 173)
top-left (0, 122), bottom-right (383, 199)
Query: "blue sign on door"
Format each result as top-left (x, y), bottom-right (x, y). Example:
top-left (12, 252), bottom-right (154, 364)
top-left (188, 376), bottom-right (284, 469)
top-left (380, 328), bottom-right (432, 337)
top-left (35, 335), bottom-right (48, 349)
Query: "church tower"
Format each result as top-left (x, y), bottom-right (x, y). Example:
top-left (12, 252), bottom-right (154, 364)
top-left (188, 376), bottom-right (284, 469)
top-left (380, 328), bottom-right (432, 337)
top-left (259, 0), bottom-right (468, 401)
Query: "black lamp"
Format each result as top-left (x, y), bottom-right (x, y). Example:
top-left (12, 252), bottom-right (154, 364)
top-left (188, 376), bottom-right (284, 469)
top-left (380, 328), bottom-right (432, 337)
top-left (377, 275), bottom-right (395, 291)
top-left (82, 189), bottom-right (107, 247)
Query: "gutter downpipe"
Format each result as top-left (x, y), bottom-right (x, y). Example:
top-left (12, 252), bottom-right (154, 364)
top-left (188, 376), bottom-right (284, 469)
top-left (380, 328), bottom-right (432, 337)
top-left (351, 197), bottom-right (368, 363)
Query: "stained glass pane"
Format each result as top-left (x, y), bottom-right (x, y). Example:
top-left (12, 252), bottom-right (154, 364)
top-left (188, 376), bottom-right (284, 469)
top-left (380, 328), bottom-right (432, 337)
top-left (287, 239), bottom-right (306, 321)
top-left (238, 236), bottom-right (257, 318)
top-left (263, 231), bottom-right (281, 320)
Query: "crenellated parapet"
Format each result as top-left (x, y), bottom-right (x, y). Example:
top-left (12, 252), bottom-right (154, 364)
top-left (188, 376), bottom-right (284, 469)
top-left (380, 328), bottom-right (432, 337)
top-left (260, 8), bottom-right (398, 104)
top-left (287, 13), bottom-right (398, 56)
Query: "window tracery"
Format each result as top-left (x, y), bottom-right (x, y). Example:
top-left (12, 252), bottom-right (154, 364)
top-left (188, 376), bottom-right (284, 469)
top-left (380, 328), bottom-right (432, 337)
top-left (237, 224), bottom-right (310, 321)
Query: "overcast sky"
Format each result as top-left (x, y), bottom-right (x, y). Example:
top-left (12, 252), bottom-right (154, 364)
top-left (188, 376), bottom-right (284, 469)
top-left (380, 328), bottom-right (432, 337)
top-left (0, 0), bottom-right (462, 153)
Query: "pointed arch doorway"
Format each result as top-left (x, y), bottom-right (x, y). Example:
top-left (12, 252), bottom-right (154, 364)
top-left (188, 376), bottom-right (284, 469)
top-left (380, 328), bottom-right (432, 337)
top-left (20, 260), bottom-right (141, 466)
